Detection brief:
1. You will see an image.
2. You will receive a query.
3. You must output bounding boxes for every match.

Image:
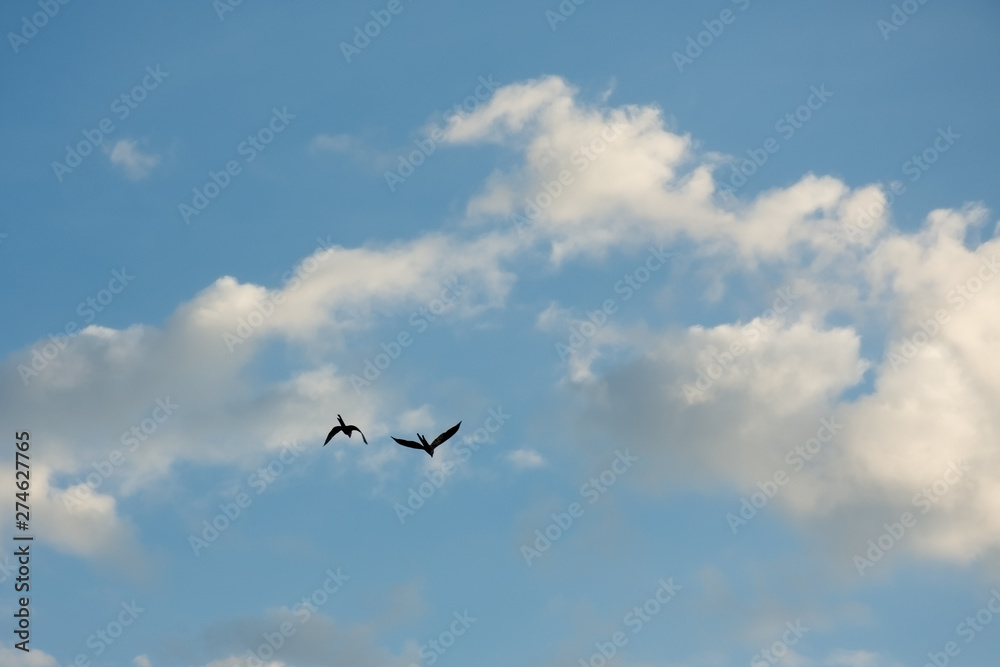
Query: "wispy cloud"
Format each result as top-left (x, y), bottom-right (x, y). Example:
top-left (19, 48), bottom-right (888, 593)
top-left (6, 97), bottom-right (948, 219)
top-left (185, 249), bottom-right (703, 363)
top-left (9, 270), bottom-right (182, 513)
top-left (310, 133), bottom-right (356, 153)
top-left (107, 139), bottom-right (160, 180)
top-left (507, 448), bottom-right (547, 469)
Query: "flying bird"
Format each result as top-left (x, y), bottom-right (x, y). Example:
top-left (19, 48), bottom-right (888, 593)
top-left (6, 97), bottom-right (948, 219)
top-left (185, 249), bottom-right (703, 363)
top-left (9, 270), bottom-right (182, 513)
top-left (323, 414), bottom-right (368, 446)
top-left (392, 422), bottom-right (461, 457)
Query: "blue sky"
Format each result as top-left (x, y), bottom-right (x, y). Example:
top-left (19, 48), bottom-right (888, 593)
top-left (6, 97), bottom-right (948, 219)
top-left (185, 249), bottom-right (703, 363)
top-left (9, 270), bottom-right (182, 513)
top-left (2, 1), bottom-right (1000, 666)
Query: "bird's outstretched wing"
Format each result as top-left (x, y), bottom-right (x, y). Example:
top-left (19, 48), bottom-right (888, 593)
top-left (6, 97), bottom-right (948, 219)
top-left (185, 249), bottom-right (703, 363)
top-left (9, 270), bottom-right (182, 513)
top-left (430, 422), bottom-right (461, 449)
top-left (323, 426), bottom-right (343, 446)
top-left (392, 436), bottom-right (424, 450)
top-left (347, 426), bottom-right (368, 445)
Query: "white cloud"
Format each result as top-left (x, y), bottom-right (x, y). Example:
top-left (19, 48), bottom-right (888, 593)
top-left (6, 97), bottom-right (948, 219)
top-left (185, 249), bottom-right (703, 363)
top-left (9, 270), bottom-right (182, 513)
top-left (792, 207), bottom-right (1000, 565)
top-left (551, 201), bottom-right (1000, 569)
top-left (0, 230), bottom-right (521, 566)
top-left (438, 76), bottom-right (870, 267)
top-left (106, 139), bottom-right (160, 180)
top-left (433, 77), bottom-right (1000, 571)
top-left (507, 448), bottom-right (546, 469)
top-left (6, 75), bottom-right (999, 580)
top-left (561, 317), bottom-right (865, 491)
top-left (0, 643), bottom-right (59, 667)
top-left (0, 462), bottom-right (146, 577)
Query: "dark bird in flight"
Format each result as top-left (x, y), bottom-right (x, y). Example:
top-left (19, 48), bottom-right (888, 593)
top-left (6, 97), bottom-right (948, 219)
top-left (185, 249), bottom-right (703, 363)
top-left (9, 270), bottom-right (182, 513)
top-left (324, 414), bottom-right (368, 446)
top-left (392, 422), bottom-right (461, 457)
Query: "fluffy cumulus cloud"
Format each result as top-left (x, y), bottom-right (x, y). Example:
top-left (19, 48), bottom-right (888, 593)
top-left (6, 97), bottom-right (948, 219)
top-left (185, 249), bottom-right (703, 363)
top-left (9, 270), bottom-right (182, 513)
top-left (466, 79), bottom-right (1000, 572)
top-left (2, 75), bottom-right (997, 601)
top-left (437, 76), bottom-right (874, 269)
top-left (793, 206), bottom-right (1000, 567)
top-left (0, 231), bottom-right (517, 565)
top-left (562, 316), bottom-right (865, 489)
top-left (5, 463), bottom-right (147, 576)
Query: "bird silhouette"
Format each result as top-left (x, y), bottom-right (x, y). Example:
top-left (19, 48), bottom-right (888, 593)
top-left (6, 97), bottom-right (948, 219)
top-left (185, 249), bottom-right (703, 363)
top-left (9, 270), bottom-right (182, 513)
top-left (323, 414), bottom-right (368, 446)
top-left (392, 422), bottom-right (461, 457)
